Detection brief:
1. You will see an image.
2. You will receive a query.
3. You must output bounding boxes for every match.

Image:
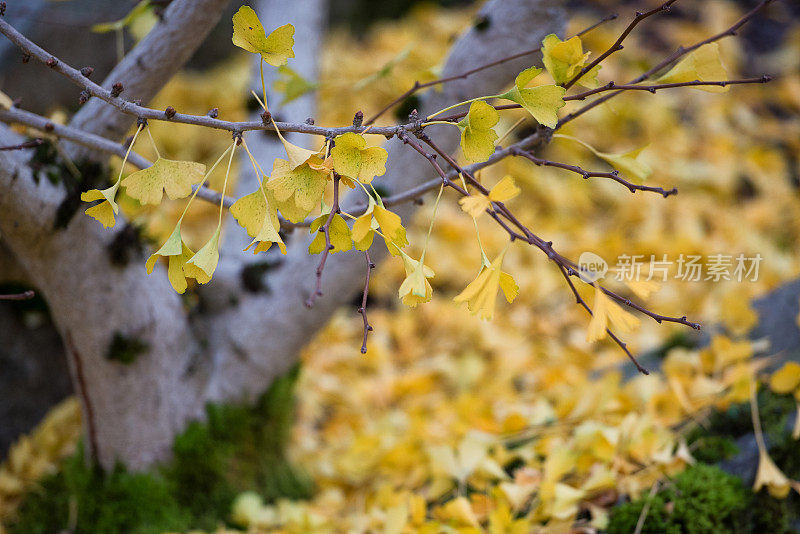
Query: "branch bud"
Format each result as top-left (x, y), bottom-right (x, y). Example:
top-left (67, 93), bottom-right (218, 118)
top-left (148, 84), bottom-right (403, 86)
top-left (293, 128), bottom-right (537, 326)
top-left (260, 110), bottom-right (271, 124)
top-left (111, 83), bottom-right (124, 98)
top-left (207, 107), bottom-right (219, 118)
top-left (80, 67), bottom-right (94, 78)
top-left (353, 110), bottom-right (363, 128)
top-left (164, 106), bottom-right (176, 119)
top-left (46, 57), bottom-right (57, 68)
top-left (79, 91), bottom-right (90, 105)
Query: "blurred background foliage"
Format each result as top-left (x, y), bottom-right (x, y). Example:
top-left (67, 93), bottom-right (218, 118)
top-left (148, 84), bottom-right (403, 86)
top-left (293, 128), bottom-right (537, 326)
top-left (1, 0), bottom-right (800, 532)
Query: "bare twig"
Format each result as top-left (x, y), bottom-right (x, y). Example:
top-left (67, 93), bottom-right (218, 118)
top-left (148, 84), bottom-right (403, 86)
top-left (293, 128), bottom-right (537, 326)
top-left (562, 0), bottom-right (679, 90)
top-left (514, 149), bottom-right (678, 197)
top-left (557, 264), bottom-right (649, 374)
top-left (358, 251), bottom-right (375, 354)
top-left (364, 13), bottom-right (618, 126)
top-left (305, 169), bottom-right (340, 308)
top-left (433, 78), bottom-right (773, 122)
top-left (558, 0), bottom-right (777, 127)
top-left (0, 290), bottom-right (34, 300)
top-left (0, 138), bottom-right (42, 151)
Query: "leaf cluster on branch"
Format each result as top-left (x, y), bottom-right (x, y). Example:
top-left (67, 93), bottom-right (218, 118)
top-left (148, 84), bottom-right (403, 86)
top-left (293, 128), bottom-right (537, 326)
top-left (0, 0), bottom-right (776, 367)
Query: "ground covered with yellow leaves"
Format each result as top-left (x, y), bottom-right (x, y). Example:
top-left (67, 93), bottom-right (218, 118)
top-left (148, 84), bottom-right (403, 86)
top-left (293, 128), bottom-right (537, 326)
top-left (2, 1), bottom-right (800, 533)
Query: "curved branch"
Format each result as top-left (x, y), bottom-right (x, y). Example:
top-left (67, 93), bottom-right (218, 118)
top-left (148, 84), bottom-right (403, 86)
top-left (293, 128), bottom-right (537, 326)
top-left (64, 0), bottom-right (231, 161)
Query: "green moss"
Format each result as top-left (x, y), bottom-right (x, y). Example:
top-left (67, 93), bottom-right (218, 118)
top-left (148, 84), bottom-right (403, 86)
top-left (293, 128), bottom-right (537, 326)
top-left (607, 464), bottom-right (748, 534)
top-left (612, 386), bottom-right (800, 534)
top-left (698, 389), bottom-right (795, 441)
top-left (105, 332), bottom-right (149, 365)
top-left (687, 435), bottom-right (740, 464)
top-left (10, 445), bottom-right (191, 534)
top-left (7, 364), bottom-right (312, 534)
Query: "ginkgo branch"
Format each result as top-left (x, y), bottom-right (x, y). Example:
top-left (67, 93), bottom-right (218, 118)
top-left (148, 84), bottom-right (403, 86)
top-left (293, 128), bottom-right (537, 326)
top-left (306, 173), bottom-right (341, 309)
top-left (0, 138), bottom-right (42, 151)
top-left (556, 264), bottom-right (649, 374)
top-left (0, 18), bottom-right (406, 139)
top-left (559, 0), bottom-right (777, 127)
top-left (513, 149), bottom-right (678, 197)
top-left (561, 0), bottom-right (679, 90)
top-left (431, 77), bottom-right (773, 123)
top-left (358, 251), bottom-right (375, 354)
top-left (364, 13), bottom-right (618, 126)
top-left (0, 290), bottom-right (35, 300)
top-left (410, 132), bottom-right (700, 370)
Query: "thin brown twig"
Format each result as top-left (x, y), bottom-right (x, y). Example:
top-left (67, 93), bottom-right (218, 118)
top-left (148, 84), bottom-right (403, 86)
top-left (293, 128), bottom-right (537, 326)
top-left (557, 264), bottom-right (649, 374)
top-left (432, 78), bottom-right (773, 122)
top-left (358, 251), bottom-right (374, 354)
top-left (363, 13), bottom-right (618, 126)
top-left (558, 0), bottom-right (777, 128)
top-left (414, 131), bottom-right (699, 371)
top-left (0, 18), bottom-right (404, 139)
top-left (514, 149), bottom-right (678, 197)
top-left (0, 138), bottom-right (42, 150)
top-left (305, 171), bottom-right (340, 308)
top-left (65, 331), bottom-right (99, 464)
top-left (562, 0), bottom-right (679, 90)
top-left (0, 290), bottom-right (35, 300)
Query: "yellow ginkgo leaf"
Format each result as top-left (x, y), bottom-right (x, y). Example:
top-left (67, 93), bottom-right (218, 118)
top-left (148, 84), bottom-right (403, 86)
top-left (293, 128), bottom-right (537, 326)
top-left (266, 158), bottom-right (330, 223)
top-left (586, 285), bottom-right (640, 342)
top-left (488, 175), bottom-right (521, 203)
top-left (656, 42), bottom-right (729, 93)
top-left (499, 67), bottom-right (565, 128)
top-left (458, 194), bottom-right (491, 219)
top-left (273, 65), bottom-right (317, 105)
top-left (272, 125), bottom-right (325, 171)
top-left (626, 279), bottom-right (660, 300)
top-left (351, 204), bottom-right (378, 252)
top-left (549, 483), bottom-right (586, 521)
top-left (557, 135), bottom-right (653, 182)
top-left (769, 362), bottom-right (800, 395)
top-left (457, 100), bottom-right (499, 163)
top-left (186, 227), bottom-right (221, 282)
top-left (121, 158), bottom-right (205, 205)
top-left (352, 197), bottom-right (409, 255)
top-left (433, 496), bottom-right (479, 527)
top-left (91, 0), bottom-right (151, 33)
top-left (330, 132), bottom-right (388, 184)
top-left (458, 176), bottom-right (520, 219)
top-left (231, 6), bottom-right (295, 67)
top-left (229, 186), bottom-right (286, 255)
top-left (308, 213), bottom-right (353, 254)
top-left (754, 447), bottom-right (797, 498)
top-left (81, 182), bottom-right (120, 228)
top-left (542, 33), bottom-right (599, 88)
top-left (398, 251), bottom-right (434, 308)
top-left (454, 247), bottom-right (518, 320)
top-left (145, 223), bottom-right (209, 293)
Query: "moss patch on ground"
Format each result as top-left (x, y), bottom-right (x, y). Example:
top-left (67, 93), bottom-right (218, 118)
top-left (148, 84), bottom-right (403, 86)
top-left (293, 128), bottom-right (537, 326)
top-left (7, 364), bottom-right (312, 534)
top-left (609, 389), bottom-right (800, 533)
